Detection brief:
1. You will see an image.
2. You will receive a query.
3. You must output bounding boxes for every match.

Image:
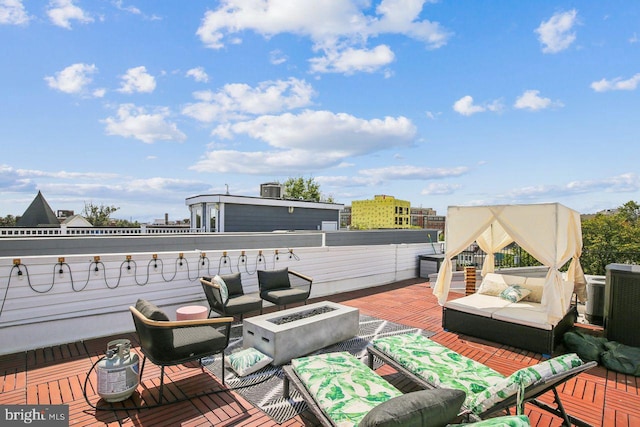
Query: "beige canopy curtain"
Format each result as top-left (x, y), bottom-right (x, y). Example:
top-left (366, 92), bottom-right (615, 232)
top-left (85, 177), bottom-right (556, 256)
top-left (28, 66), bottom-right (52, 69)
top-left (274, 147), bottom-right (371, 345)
top-left (433, 203), bottom-right (587, 323)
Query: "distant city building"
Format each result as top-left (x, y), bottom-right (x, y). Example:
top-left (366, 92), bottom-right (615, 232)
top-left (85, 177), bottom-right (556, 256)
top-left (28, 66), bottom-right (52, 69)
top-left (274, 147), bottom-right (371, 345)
top-left (186, 187), bottom-right (344, 232)
top-left (16, 191), bottom-right (60, 227)
top-left (351, 195), bottom-right (411, 229)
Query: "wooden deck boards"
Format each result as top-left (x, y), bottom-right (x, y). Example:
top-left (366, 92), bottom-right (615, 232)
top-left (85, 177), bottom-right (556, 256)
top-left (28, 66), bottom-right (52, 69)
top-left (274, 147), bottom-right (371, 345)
top-left (0, 278), bottom-right (635, 426)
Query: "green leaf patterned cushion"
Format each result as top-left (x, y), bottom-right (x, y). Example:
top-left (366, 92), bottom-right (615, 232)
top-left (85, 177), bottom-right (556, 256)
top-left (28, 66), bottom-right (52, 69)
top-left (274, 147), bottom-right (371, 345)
top-left (372, 334), bottom-right (505, 408)
top-left (292, 352), bottom-right (402, 427)
top-left (226, 347), bottom-right (272, 376)
top-left (468, 353), bottom-right (584, 415)
top-left (448, 414), bottom-right (531, 426)
top-left (499, 285), bottom-right (531, 303)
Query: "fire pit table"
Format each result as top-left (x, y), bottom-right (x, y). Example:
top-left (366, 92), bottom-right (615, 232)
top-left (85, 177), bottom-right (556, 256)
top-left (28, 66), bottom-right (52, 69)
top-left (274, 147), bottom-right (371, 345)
top-left (242, 301), bottom-right (359, 365)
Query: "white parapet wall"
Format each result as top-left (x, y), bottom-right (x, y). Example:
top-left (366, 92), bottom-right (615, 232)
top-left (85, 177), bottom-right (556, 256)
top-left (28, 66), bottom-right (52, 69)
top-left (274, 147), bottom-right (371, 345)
top-left (0, 243), bottom-right (434, 355)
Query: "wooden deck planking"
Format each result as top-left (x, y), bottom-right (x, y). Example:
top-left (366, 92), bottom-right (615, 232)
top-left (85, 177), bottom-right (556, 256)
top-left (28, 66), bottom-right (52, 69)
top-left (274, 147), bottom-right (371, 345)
top-left (0, 278), bottom-right (634, 426)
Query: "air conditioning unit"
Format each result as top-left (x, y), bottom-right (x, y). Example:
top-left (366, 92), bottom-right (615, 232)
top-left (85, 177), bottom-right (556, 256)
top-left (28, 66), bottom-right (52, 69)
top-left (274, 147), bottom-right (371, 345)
top-left (260, 183), bottom-right (283, 199)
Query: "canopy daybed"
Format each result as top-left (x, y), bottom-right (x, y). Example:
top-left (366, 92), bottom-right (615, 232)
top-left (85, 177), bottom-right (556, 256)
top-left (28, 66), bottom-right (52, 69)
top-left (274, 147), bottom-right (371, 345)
top-left (433, 203), bottom-right (587, 355)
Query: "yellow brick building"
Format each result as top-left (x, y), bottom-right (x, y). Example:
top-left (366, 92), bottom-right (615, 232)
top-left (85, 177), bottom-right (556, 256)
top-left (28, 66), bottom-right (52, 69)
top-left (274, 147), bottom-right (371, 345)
top-left (351, 195), bottom-right (411, 229)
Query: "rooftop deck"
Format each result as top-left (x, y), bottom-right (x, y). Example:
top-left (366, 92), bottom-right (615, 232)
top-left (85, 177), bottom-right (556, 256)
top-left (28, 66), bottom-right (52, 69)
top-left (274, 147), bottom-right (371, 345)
top-left (1, 278), bottom-right (637, 426)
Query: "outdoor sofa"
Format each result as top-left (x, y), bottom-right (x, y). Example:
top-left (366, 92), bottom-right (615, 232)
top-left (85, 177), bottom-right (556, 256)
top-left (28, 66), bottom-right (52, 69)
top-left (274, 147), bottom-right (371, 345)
top-left (442, 272), bottom-right (578, 355)
top-left (282, 351), bottom-right (531, 427)
top-left (367, 333), bottom-right (597, 427)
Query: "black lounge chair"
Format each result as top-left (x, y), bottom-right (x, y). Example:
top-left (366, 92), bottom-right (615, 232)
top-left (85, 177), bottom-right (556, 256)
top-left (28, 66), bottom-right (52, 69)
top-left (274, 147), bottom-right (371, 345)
top-left (257, 267), bottom-right (312, 312)
top-left (130, 299), bottom-right (233, 404)
top-left (200, 273), bottom-right (262, 320)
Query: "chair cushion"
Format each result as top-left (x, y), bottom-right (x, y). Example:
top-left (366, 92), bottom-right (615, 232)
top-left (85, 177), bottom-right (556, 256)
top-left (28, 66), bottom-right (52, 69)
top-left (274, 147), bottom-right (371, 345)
top-left (226, 347), bottom-right (273, 376)
top-left (261, 287), bottom-right (308, 306)
top-left (468, 353), bottom-right (584, 415)
top-left (220, 272), bottom-right (244, 296)
top-left (224, 294), bottom-right (263, 315)
top-left (258, 268), bottom-right (291, 291)
top-left (358, 388), bottom-right (465, 427)
top-left (169, 326), bottom-right (227, 363)
top-left (136, 299), bottom-right (170, 321)
top-left (372, 334), bottom-right (505, 409)
top-left (292, 352), bottom-right (402, 427)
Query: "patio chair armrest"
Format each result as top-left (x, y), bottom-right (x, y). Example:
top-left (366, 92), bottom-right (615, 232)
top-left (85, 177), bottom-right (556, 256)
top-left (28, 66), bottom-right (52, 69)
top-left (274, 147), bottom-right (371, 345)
top-left (130, 306), bottom-right (233, 327)
top-left (288, 270), bottom-right (313, 284)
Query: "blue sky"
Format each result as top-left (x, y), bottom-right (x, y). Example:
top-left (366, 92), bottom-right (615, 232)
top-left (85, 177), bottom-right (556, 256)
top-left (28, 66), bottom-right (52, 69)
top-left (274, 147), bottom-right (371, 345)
top-left (1, 1), bottom-right (639, 223)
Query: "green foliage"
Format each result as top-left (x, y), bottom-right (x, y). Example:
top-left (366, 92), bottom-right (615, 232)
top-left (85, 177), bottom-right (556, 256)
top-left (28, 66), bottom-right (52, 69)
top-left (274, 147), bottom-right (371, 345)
top-left (82, 202), bottom-right (119, 226)
top-left (282, 176), bottom-right (334, 202)
top-left (0, 215), bottom-right (18, 226)
top-left (581, 200), bottom-right (640, 275)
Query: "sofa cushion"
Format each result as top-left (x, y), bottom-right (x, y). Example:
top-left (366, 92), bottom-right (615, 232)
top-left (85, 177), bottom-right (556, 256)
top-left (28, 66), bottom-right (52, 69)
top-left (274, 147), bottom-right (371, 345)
top-left (258, 268), bottom-right (291, 291)
top-left (292, 352), bottom-right (402, 427)
top-left (499, 285), bottom-right (531, 303)
top-left (522, 277), bottom-right (545, 303)
top-left (491, 305), bottom-right (553, 330)
top-left (468, 353), bottom-right (584, 415)
top-left (445, 293), bottom-right (511, 318)
top-left (477, 279), bottom-right (509, 297)
top-left (358, 388), bottom-right (465, 427)
top-left (135, 298), bottom-right (170, 321)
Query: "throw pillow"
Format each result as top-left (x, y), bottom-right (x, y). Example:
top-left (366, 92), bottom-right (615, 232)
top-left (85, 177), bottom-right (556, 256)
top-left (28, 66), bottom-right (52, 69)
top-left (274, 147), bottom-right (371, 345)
top-left (358, 388), bottom-right (465, 427)
top-left (477, 279), bottom-right (509, 297)
top-left (499, 285), bottom-right (531, 303)
top-left (225, 347), bottom-right (273, 377)
top-left (213, 275), bottom-right (229, 304)
top-left (135, 299), bottom-right (169, 321)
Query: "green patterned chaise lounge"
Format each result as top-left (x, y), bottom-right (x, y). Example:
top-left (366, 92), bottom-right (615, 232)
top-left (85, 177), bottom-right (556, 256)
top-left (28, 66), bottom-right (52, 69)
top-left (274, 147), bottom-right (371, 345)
top-left (367, 334), bottom-right (597, 427)
top-left (282, 351), bottom-right (531, 427)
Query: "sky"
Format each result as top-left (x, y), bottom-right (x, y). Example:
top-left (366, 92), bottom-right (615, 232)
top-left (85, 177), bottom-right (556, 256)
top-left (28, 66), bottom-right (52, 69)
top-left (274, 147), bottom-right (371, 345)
top-left (1, 0), bottom-right (639, 223)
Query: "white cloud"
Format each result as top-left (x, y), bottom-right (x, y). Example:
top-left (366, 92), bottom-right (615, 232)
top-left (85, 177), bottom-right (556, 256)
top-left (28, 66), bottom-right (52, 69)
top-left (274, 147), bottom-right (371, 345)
top-left (44, 63), bottom-right (98, 95)
top-left (47, 0), bottom-right (93, 29)
top-left (0, 0), bottom-right (30, 25)
top-left (103, 104), bottom-right (187, 143)
top-left (453, 95), bottom-right (502, 116)
top-left (183, 77), bottom-right (316, 123)
top-left (195, 0), bottom-right (450, 74)
top-left (502, 173), bottom-right (640, 200)
top-left (514, 90), bottom-right (563, 111)
top-left (186, 67), bottom-right (209, 83)
top-left (118, 66), bottom-right (156, 93)
top-left (535, 9), bottom-right (578, 54)
top-left (270, 49), bottom-right (287, 65)
top-left (359, 165), bottom-right (469, 180)
top-left (421, 183), bottom-right (462, 195)
top-left (590, 73), bottom-right (640, 92)
top-left (309, 44), bottom-right (395, 74)
top-left (193, 110), bottom-right (416, 174)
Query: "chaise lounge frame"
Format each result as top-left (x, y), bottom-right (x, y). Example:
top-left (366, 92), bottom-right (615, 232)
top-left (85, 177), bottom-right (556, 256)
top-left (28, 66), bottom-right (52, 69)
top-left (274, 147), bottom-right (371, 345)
top-left (367, 345), bottom-right (597, 427)
top-left (282, 364), bottom-right (336, 427)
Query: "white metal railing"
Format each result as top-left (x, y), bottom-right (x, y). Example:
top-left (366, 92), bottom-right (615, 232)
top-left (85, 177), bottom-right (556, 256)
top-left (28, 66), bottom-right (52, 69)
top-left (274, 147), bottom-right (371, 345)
top-left (0, 224), bottom-right (195, 237)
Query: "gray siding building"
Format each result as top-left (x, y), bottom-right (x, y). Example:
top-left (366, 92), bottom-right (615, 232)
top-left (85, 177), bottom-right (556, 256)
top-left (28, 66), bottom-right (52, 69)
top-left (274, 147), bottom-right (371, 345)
top-left (185, 194), bottom-right (344, 232)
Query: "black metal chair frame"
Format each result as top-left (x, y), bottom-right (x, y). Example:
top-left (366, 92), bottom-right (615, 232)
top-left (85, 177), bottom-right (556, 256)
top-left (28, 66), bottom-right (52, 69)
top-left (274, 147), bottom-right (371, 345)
top-left (258, 269), bottom-right (313, 312)
top-left (130, 305), bottom-right (233, 404)
top-left (199, 276), bottom-right (262, 320)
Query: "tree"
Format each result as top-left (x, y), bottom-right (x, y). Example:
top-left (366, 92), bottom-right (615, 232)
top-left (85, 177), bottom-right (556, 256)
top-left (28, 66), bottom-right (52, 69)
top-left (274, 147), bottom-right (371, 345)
top-left (282, 177), bottom-right (334, 202)
top-left (82, 202), bottom-right (119, 226)
top-left (581, 201), bottom-right (640, 275)
top-left (0, 215), bottom-right (18, 226)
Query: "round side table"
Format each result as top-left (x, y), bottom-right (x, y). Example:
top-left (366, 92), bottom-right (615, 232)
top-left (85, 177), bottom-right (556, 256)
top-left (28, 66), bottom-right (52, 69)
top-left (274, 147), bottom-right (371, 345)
top-left (176, 305), bottom-right (208, 320)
